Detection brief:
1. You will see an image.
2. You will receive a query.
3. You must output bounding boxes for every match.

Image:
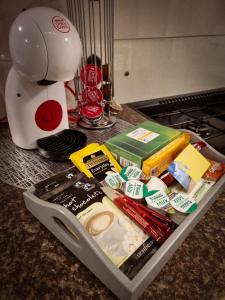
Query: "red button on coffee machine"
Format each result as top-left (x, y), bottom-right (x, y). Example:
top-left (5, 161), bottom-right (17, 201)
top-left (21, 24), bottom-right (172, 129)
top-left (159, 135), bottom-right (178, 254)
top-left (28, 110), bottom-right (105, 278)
top-left (35, 100), bottom-right (63, 131)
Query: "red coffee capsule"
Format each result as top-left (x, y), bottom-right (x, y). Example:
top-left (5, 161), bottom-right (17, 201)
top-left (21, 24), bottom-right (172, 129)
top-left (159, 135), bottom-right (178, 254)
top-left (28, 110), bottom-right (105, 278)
top-left (81, 87), bottom-right (103, 105)
top-left (80, 104), bottom-right (103, 119)
top-left (80, 64), bottom-right (102, 87)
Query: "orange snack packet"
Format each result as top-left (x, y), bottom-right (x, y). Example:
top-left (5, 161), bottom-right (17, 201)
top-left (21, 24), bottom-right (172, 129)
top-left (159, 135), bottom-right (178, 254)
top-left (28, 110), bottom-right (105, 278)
top-left (203, 159), bottom-right (225, 182)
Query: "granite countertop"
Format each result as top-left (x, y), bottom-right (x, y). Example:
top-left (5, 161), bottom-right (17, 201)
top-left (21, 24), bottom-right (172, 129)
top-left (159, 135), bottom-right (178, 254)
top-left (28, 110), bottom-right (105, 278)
top-left (1, 105), bottom-right (225, 300)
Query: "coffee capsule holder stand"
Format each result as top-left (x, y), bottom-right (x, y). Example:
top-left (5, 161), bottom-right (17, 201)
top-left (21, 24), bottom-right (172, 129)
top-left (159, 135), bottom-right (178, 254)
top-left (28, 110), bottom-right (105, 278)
top-left (23, 130), bottom-right (225, 300)
top-left (67, 0), bottom-right (117, 130)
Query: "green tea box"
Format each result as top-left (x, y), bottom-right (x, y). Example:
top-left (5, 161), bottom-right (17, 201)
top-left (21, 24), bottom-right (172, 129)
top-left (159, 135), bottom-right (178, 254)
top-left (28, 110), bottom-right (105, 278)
top-left (106, 120), bottom-right (181, 168)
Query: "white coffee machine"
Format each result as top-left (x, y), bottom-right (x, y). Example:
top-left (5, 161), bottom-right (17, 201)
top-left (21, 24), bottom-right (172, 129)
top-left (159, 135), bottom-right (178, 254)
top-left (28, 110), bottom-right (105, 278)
top-left (5, 7), bottom-right (82, 149)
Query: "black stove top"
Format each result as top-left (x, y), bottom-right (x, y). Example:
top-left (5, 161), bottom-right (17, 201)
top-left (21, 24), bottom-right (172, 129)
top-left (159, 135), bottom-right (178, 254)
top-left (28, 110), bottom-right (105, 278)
top-left (129, 89), bottom-right (225, 154)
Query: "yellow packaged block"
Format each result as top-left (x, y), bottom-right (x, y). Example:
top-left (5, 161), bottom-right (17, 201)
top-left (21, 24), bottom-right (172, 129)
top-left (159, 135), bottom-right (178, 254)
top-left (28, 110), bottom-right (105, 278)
top-left (142, 133), bottom-right (191, 177)
top-left (69, 143), bottom-right (121, 182)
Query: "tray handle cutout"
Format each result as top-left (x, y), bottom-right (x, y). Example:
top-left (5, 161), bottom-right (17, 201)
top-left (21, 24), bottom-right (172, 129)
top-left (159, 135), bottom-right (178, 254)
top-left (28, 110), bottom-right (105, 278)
top-left (23, 191), bottom-right (87, 251)
top-left (52, 216), bottom-right (81, 249)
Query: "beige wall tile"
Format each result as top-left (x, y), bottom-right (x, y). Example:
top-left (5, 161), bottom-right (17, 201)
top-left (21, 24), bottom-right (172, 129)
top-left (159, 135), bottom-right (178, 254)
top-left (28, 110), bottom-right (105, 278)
top-left (114, 0), bottom-right (225, 39)
top-left (114, 36), bottom-right (225, 103)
